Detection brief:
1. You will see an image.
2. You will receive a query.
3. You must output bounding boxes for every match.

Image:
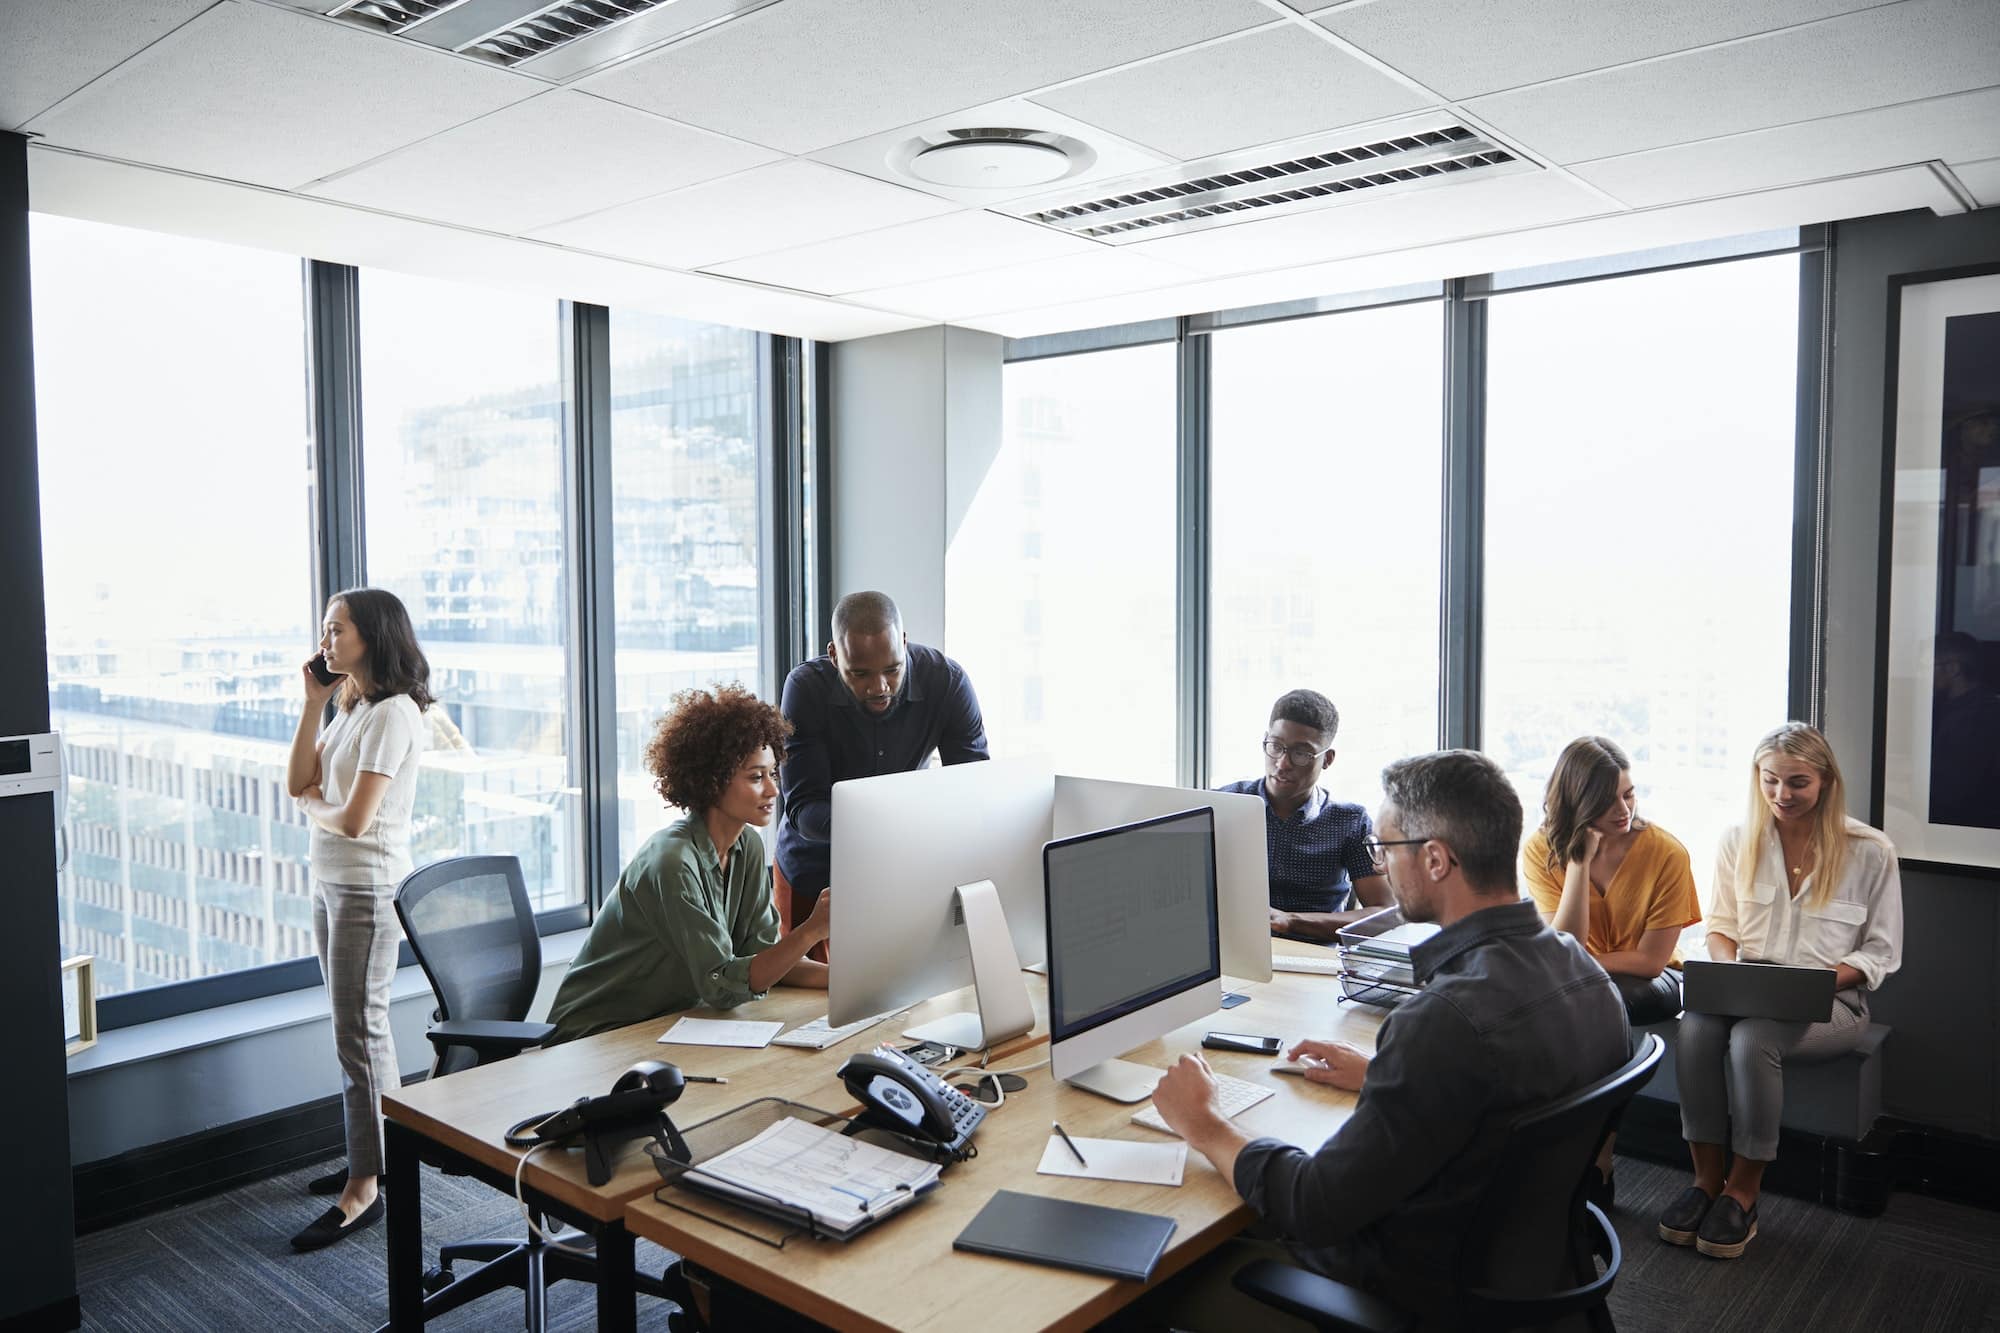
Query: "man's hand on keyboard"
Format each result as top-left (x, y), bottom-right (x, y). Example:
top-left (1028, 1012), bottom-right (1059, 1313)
top-left (1152, 1053), bottom-right (1227, 1138)
top-left (1284, 1039), bottom-right (1369, 1091)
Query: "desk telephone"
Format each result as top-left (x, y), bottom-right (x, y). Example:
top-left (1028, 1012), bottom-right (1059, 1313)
top-left (838, 1045), bottom-right (986, 1159)
top-left (505, 1059), bottom-right (692, 1184)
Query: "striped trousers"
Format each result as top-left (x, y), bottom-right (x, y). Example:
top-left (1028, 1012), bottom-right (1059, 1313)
top-left (312, 880), bottom-right (402, 1178)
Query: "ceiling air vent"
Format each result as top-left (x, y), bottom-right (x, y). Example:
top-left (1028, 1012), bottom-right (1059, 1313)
top-left (327, 0), bottom-right (779, 77)
top-left (1014, 124), bottom-right (1530, 243)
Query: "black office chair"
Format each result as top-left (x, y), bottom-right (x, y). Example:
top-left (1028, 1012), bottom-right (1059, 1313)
top-left (378, 854), bottom-right (674, 1332)
top-left (1233, 1032), bottom-right (1665, 1333)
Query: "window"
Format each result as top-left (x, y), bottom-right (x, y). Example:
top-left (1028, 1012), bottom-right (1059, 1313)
top-left (1482, 255), bottom-right (1801, 891)
top-left (34, 215), bottom-right (316, 998)
top-left (358, 272), bottom-right (581, 911)
top-left (607, 310), bottom-right (764, 860)
top-left (947, 344), bottom-right (1178, 783)
top-left (1208, 302), bottom-right (1445, 811)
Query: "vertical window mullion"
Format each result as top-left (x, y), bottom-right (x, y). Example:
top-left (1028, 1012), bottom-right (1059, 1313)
top-left (305, 260), bottom-right (364, 604)
top-left (562, 301), bottom-right (617, 913)
top-left (1177, 323), bottom-right (1212, 787)
top-left (1440, 279), bottom-right (1486, 751)
top-left (1790, 227), bottom-right (1832, 725)
top-left (757, 333), bottom-right (803, 705)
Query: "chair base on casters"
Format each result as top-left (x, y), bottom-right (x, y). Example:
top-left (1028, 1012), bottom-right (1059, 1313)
top-left (371, 1226), bottom-right (675, 1333)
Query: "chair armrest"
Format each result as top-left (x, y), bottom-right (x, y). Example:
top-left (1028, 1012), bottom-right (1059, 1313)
top-left (1231, 1258), bottom-right (1416, 1333)
top-left (427, 1018), bottom-right (555, 1059)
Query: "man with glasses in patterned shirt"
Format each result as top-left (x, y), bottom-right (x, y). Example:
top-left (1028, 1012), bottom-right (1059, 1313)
top-left (1217, 689), bottom-right (1392, 942)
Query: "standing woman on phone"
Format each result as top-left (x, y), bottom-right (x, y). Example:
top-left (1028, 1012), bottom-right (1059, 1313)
top-left (284, 588), bottom-right (431, 1251)
top-left (1659, 722), bottom-right (1901, 1261)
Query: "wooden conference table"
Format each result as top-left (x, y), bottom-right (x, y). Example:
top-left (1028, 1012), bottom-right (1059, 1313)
top-left (381, 940), bottom-right (1383, 1332)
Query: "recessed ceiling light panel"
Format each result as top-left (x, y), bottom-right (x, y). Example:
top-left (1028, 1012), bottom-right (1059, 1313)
top-left (891, 129), bottom-right (1096, 191)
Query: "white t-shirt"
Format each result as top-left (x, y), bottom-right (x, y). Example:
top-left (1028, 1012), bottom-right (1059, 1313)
top-left (311, 694), bottom-right (427, 885)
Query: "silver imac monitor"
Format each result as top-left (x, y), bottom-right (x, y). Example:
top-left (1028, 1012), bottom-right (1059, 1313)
top-left (828, 757), bottom-right (1053, 1047)
top-left (1052, 776), bottom-right (1270, 984)
top-left (1046, 807), bottom-right (1222, 1103)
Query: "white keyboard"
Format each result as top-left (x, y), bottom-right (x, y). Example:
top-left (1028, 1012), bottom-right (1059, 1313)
top-left (1132, 1071), bottom-right (1274, 1135)
top-left (1271, 953), bottom-right (1344, 975)
top-left (771, 1009), bottom-right (899, 1050)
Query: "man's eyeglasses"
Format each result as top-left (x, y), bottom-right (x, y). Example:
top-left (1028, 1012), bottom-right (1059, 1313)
top-left (1262, 738), bottom-right (1330, 767)
top-left (1361, 836), bottom-right (1429, 869)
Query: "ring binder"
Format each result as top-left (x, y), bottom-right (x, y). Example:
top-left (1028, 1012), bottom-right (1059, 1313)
top-left (644, 1097), bottom-right (944, 1249)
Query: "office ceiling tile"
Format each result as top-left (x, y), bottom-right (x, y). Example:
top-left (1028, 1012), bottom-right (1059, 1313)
top-left (704, 209), bottom-right (1099, 294)
top-left (1128, 170), bottom-right (1608, 276)
top-left (1573, 88), bottom-right (2000, 208)
top-left (1950, 157), bottom-right (2000, 208)
top-left (577, 0), bottom-right (1274, 155)
top-left (26, 145), bottom-right (930, 341)
top-left (848, 249), bottom-right (1201, 320)
top-left (0, 0), bottom-right (211, 132)
top-left (308, 91), bottom-right (780, 234)
top-left (1463, 0), bottom-right (2000, 166)
top-left (1321, 0), bottom-right (1893, 101)
top-left (1029, 26), bottom-right (1430, 161)
top-left (23, 1), bottom-right (538, 190)
top-left (531, 160), bottom-right (961, 269)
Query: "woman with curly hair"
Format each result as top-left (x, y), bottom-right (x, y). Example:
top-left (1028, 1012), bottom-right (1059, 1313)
top-left (545, 684), bottom-right (830, 1044)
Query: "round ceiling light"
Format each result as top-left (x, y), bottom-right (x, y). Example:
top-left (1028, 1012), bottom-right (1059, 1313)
top-left (890, 128), bottom-right (1096, 191)
top-left (909, 138), bottom-right (1071, 188)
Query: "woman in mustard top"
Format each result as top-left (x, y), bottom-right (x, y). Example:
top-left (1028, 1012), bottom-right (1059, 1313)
top-left (1523, 736), bottom-right (1703, 1026)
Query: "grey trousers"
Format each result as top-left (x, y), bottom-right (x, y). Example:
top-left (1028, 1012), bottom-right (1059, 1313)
top-left (1676, 991), bottom-right (1869, 1161)
top-left (313, 879), bottom-right (402, 1178)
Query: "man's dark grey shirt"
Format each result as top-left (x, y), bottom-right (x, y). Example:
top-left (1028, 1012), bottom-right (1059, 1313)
top-left (1234, 898), bottom-right (1629, 1314)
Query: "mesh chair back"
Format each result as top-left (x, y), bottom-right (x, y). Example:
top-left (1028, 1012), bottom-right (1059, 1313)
top-left (1460, 1033), bottom-right (1665, 1305)
top-left (393, 855), bottom-right (542, 1078)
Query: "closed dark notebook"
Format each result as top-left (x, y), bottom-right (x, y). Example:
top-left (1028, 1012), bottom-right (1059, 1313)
top-left (953, 1189), bottom-right (1176, 1281)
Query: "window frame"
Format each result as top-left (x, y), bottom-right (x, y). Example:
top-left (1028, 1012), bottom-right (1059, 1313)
top-left (80, 255), bottom-right (805, 1030)
top-left (1001, 226), bottom-right (1829, 789)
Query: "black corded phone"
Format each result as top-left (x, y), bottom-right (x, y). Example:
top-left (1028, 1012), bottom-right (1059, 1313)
top-left (505, 1059), bottom-right (692, 1184)
top-left (837, 1044), bottom-right (986, 1159)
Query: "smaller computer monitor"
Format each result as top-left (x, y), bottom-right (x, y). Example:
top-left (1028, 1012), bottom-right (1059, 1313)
top-left (1046, 807), bottom-right (1221, 1102)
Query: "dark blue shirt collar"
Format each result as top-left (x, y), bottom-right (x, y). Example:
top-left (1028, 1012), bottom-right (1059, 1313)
top-left (1411, 897), bottom-right (1542, 985)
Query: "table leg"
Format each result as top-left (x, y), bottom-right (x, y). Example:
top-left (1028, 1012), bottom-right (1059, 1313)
top-left (595, 1222), bottom-right (637, 1333)
top-left (385, 1121), bottom-right (424, 1330)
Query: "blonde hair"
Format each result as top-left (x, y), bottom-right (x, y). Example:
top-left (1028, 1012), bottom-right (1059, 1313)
top-left (1735, 722), bottom-right (1884, 908)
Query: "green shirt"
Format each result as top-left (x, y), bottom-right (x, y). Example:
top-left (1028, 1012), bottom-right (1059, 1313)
top-left (545, 816), bottom-right (781, 1044)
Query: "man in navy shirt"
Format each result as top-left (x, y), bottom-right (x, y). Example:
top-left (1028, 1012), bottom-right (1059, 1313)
top-left (776, 591), bottom-right (989, 936)
top-left (1217, 688), bottom-right (1391, 942)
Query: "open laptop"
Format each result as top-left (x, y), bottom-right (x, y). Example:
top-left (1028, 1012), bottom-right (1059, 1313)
top-left (1681, 959), bottom-right (1837, 1023)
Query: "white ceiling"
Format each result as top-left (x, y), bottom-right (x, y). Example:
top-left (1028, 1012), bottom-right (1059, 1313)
top-left (6, 0), bottom-right (1997, 341)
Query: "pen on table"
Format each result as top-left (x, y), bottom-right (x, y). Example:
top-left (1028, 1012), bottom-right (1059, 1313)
top-left (684, 1074), bottom-right (728, 1085)
top-left (1053, 1121), bottom-right (1088, 1168)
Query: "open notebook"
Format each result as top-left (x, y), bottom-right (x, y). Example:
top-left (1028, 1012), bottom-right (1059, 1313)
top-left (679, 1116), bottom-right (941, 1238)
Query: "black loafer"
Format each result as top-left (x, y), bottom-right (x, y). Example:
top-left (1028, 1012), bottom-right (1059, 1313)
top-left (290, 1196), bottom-right (384, 1252)
top-left (1586, 1165), bottom-right (1616, 1212)
top-left (307, 1168), bottom-right (348, 1197)
top-left (1657, 1185), bottom-right (1715, 1246)
top-left (1695, 1194), bottom-right (1757, 1260)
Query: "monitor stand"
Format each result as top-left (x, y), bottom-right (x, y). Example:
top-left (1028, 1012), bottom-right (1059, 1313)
top-left (1062, 1058), bottom-right (1163, 1104)
top-left (902, 879), bottom-right (1035, 1052)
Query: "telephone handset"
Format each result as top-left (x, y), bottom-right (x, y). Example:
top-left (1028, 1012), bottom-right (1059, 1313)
top-left (505, 1060), bottom-right (692, 1184)
top-left (838, 1044), bottom-right (986, 1159)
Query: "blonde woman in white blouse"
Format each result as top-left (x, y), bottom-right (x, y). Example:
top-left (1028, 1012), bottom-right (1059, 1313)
top-left (1658, 722), bottom-right (1902, 1261)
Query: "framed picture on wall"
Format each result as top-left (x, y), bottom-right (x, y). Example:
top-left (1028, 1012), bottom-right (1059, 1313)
top-left (1875, 263), bottom-right (2000, 875)
top-left (63, 954), bottom-right (97, 1056)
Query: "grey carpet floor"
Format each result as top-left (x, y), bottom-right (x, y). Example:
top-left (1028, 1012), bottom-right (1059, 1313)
top-left (74, 1155), bottom-right (2000, 1331)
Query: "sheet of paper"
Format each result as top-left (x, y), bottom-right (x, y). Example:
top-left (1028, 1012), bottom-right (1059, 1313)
top-left (1036, 1134), bottom-right (1186, 1187)
top-left (657, 1017), bottom-right (783, 1048)
top-left (1372, 922), bottom-right (1440, 951)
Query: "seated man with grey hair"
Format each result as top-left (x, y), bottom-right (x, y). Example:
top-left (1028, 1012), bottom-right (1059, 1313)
top-left (1147, 749), bottom-right (1629, 1326)
top-left (775, 591), bottom-right (989, 942)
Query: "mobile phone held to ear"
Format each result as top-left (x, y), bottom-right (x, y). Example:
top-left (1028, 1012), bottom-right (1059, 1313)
top-left (308, 653), bottom-right (345, 687)
top-left (1201, 1032), bottom-right (1282, 1055)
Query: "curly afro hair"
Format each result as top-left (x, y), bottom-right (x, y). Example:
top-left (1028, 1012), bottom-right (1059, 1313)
top-left (645, 683), bottom-right (792, 813)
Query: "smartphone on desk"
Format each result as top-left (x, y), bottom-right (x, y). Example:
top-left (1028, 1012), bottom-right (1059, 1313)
top-left (1202, 1032), bottom-right (1282, 1055)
